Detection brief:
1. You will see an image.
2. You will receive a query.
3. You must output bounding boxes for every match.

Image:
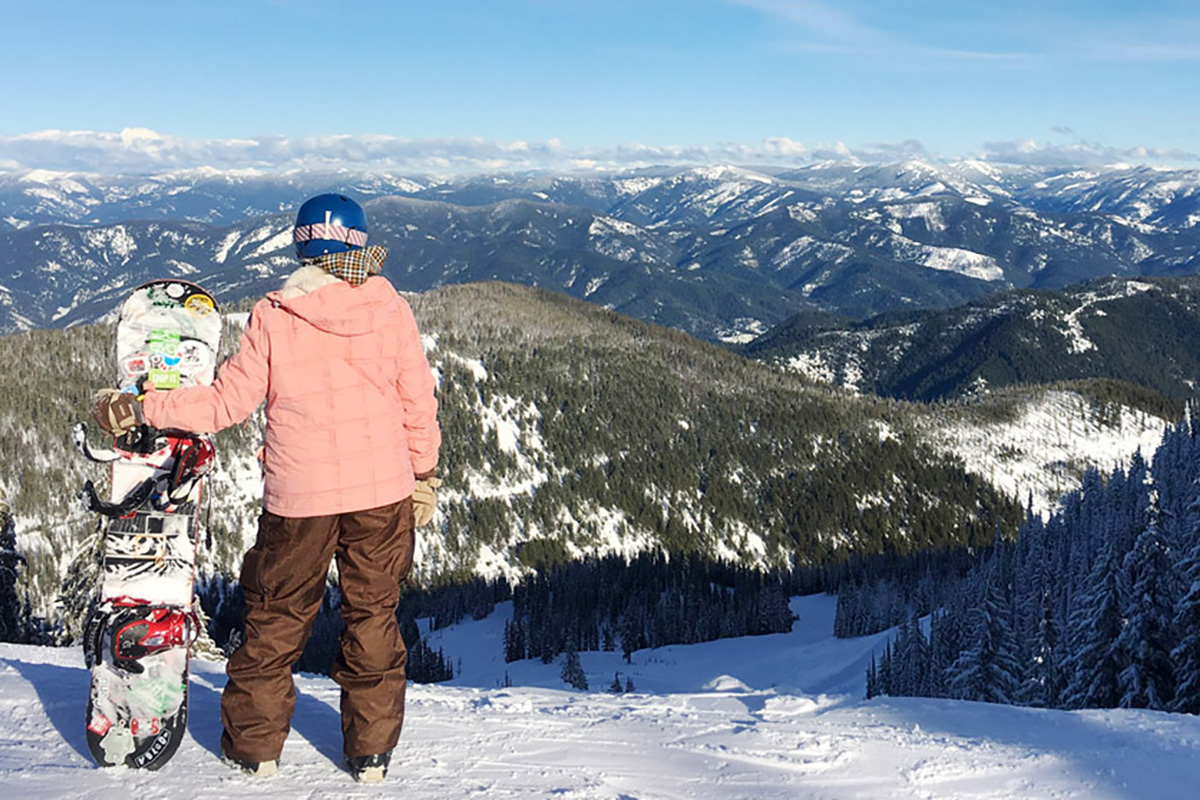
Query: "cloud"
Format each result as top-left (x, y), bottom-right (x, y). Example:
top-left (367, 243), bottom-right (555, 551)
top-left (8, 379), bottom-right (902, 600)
top-left (978, 138), bottom-right (1199, 167)
top-left (0, 128), bottom-right (828, 174)
top-left (723, 0), bottom-right (1036, 62)
top-left (0, 129), bottom-right (1194, 176)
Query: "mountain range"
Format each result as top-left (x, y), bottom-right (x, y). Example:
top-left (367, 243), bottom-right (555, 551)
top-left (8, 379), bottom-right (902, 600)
top-left (2, 160), bottom-right (1198, 340)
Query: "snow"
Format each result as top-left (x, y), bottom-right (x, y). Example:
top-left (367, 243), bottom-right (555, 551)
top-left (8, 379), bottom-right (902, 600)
top-left (714, 318), bottom-right (768, 345)
top-left (787, 352), bottom-right (836, 384)
top-left (585, 275), bottom-right (609, 297)
top-left (588, 216), bottom-right (642, 238)
top-left (886, 201), bottom-right (947, 233)
top-left (5, 594), bottom-right (1200, 798)
top-left (83, 225), bottom-right (137, 260)
top-left (928, 390), bottom-right (1167, 515)
top-left (248, 229), bottom-right (293, 259)
top-left (614, 176), bottom-right (664, 195)
top-left (212, 231), bottom-right (241, 264)
top-left (911, 243), bottom-right (1005, 282)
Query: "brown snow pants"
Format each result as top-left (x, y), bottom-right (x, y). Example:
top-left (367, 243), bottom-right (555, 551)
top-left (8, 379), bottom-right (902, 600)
top-left (220, 497), bottom-right (415, 763)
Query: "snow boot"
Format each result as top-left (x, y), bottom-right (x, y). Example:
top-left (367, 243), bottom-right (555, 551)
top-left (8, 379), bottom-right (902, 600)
top-left (222, 752), bottom-right (278, 778)
top-left (347, 751), bottom-right (391, 783)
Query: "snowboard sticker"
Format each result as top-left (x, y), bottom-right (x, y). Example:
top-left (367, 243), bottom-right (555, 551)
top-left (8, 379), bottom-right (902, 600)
top-left (75, 279), bottom-right (220, 770)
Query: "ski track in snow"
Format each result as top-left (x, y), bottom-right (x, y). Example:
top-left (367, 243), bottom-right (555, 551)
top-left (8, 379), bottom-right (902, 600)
top-left (3, 595), bottom-right (1200, 799)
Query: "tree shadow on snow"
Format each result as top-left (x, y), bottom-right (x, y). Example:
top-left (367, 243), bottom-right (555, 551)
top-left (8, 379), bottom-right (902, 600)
top-left (5, 658), bottom-right (93, 764)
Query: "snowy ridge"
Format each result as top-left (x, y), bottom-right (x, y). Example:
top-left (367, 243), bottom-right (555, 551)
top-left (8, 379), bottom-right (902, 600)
top-left (3, 594), bottom-right (1199, 798)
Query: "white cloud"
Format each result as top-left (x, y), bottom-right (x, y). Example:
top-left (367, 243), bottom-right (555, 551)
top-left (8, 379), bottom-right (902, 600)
top-left (0, 129), bottom-right (1194, 176)
top-left (978, 139), bottom-right (1199, 167)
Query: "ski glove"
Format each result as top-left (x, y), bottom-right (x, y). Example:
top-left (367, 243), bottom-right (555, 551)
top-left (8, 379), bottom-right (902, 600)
top-left (412, 476), bottom-right (442, 528)
top-left (92, 389), bottom-right (144, 436)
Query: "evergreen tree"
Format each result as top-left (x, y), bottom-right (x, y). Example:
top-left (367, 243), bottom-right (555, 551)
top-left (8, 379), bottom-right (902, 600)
top-left (1172, 498), bottom-right (1200, 712)
top-left (504, 618), bottom-right (527, 663)
top-left (1062, 553), bottom-right (1125, 709)
top-left (1020, 590), bottom-right (1062, 708)
top-left (1116, 520), bottom-right (1179, 709)
top-left (0, 501), bottom-right (28, 643)
top-left (893, 611), bottom-right (931, 696)
top-left (948, 571), bottom-right (1020, 704)
top-left (561, 646), bottom-right (588, 691)
top-left (608, 672), bottom-right (624, 693)
top-left (866, 653), bottom-right (880, 699)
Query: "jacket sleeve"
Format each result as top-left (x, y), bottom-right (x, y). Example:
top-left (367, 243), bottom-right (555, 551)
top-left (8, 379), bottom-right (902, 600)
top-left (395, 297), bottom-right (441, 476)
top-left (142, 301), bottom-right (271, 434)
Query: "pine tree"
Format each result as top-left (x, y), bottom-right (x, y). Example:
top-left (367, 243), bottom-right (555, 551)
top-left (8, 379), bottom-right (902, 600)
top-left (504, 618), bottom-right (527, 663)
top-left (896, 609), bottom-right (931, 697)
top-left (1062, 554), bottom-right (1125, 709)
top-left (1116, 520), bottom-right (1179, 709)
top-left (0, 501), bottom-right (28, 643)
top-left (948, 571), bottom-right (1020, 704)
top-left (1021, 590), bottom-right (1062, 708)
top-left (866, 653), bottom-right (880, 699)
top-left (608, 672), bottom-right (624, 693)
top-left (620, 602), bottom-right (643, 664)
top-left (1172, 496), bottom-right (1200, 712)
top-left (561, 646), bottom-right (588, 691)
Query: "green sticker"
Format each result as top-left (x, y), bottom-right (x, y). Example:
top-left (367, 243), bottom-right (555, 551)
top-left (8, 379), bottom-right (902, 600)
top-left (148, 329), bottom-right (180, 354)
top-left (148, 329), bottom-right (182, 389)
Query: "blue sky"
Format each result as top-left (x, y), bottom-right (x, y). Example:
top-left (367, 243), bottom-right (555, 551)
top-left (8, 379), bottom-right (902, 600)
top-left (2, 0), bottom-right (1198, 172)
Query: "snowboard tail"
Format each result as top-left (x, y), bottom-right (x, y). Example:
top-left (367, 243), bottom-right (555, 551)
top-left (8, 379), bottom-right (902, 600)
top-left (76, 280), bottom-right (221, 771)
top-left (84, 600), bottom-right (194, 769)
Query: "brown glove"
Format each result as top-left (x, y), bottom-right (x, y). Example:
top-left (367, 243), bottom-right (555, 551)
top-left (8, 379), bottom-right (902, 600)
top-left (92, 389), bottom-right (144, 436)
top-left (412, 476), bottom-right (442, 528)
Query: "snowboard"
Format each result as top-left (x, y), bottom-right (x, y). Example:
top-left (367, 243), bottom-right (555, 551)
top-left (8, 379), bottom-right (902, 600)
top-left (73, 279), bottom-right (221, 770)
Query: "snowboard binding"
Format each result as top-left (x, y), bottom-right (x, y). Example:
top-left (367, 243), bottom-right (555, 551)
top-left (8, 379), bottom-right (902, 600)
top-left (110, 606), bottom-right (198, 673)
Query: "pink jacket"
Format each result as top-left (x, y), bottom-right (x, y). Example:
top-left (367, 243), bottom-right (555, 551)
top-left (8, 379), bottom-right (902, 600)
top-left (143, 270), bottom-right (440, 518)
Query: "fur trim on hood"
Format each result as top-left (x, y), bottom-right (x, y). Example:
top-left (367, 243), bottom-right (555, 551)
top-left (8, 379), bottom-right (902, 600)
top-left (280, 265), bottom-right (341, 300)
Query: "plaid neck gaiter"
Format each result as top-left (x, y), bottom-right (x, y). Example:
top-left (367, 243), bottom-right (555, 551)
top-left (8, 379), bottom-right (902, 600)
top-left (305, 245), bottom-right (388, 286)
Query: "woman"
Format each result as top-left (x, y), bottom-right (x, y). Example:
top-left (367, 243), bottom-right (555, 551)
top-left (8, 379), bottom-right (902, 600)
top-left (94, 193), bottom-right (441, 783)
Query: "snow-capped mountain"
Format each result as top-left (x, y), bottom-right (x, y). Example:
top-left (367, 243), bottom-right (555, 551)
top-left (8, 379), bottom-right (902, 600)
top-left (2, 161), bottom-right (1198, 340)
top-left (0, 168), bottom-right (432, 228)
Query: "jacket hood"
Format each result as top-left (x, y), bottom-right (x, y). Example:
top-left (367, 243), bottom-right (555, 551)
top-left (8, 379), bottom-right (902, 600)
top-left (266, 266), bottom-right (400, 337)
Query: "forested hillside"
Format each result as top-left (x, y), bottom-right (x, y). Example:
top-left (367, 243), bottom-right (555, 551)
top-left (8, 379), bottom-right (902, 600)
top-left (855, 414), bottom-right (1200, 715)
top-left (0, 281), bottom-right (1172, 646)
top-left (746, 276), bottom-right (1200, 403)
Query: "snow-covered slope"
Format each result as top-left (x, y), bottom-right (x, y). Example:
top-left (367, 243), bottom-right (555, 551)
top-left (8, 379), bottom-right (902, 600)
top-left (923, 390), bottom-right (1167, 516)
top-left (3, 595), bottom-right (1199, 798)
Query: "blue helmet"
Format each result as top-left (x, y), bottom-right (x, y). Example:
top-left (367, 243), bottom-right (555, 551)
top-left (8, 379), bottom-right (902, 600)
top-left (292, 193), bottom-right (369, 260)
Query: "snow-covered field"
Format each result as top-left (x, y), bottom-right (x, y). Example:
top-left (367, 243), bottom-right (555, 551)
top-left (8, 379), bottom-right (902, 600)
top-left (4, 595), bottom-right (1200, 799)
